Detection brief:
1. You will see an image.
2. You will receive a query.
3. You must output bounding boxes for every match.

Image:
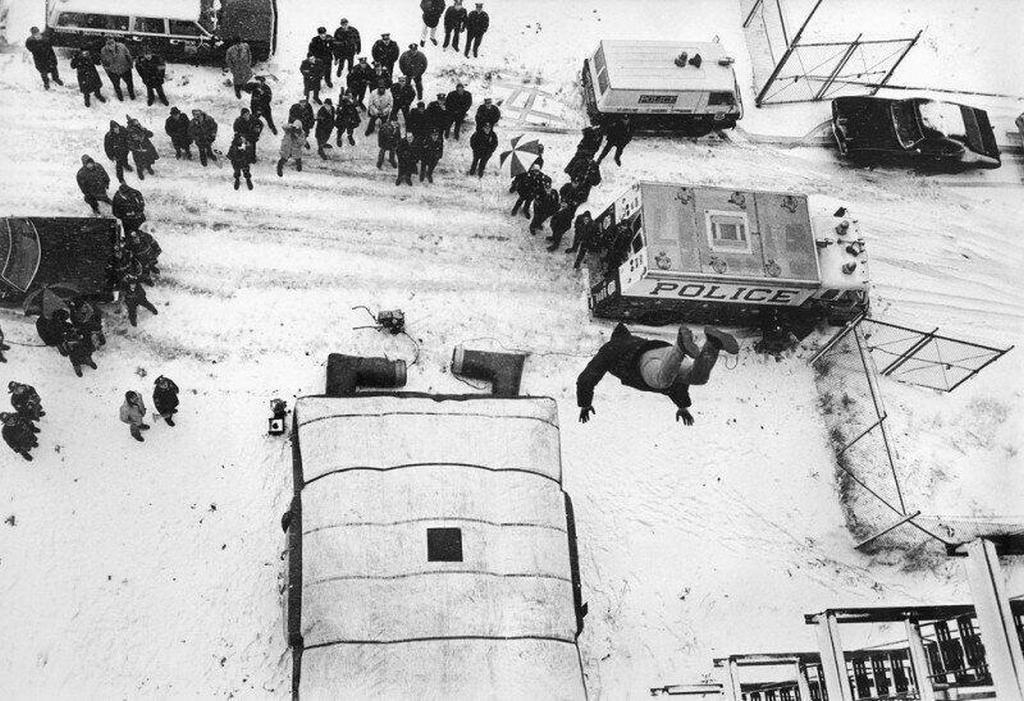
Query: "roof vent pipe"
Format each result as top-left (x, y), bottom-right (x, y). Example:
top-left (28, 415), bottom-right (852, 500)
top-left (325, 354), bottom-right (407, 397)
top-left (451, 346), bottom-right (526, 397)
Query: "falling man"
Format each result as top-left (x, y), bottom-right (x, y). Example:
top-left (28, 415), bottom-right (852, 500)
top-left (577, 324), bottom-right (739, 425)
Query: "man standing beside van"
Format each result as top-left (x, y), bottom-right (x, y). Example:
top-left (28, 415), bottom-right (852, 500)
top-left (100, 36), bottom-right (135, 101)
top-left (225, 38), bottom-right (253, 100)
top-left (136, 47), bottom-right (168, 107)
top-left (25, 27), bottom-right (62, 90)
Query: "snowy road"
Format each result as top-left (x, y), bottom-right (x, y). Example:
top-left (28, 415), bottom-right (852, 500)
top-left (2, 0), bottom-right (1022, 698)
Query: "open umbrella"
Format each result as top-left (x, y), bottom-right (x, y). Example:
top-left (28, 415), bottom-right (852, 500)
top-left (499, 134), bottom-right (544, 177)
top-left (22, 283), bottom-right (81, 318)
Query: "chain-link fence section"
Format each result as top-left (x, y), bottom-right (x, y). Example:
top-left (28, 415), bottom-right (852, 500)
top-left (810, 316), bottom-right (1013, 552)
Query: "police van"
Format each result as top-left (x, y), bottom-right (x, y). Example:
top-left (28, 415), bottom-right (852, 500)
top-left (45, 0), bottom-right (278, 62)
top-left (582, 40), bottom-right (743, 133)
top-left (586, 182), bottom-right (870, 330)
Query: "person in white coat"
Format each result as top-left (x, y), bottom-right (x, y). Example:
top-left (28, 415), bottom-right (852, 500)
top-left (364, 84), bottom-right (394, 136)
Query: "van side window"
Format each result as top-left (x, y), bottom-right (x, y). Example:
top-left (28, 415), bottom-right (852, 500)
top-left (708, 91), bottom-right (736, 106)
top-left (56, 12), bottom-right (87, 27)
top-left (83, 14), bottom-right (129, 31)
top-left (594, 45), bottom-right (610, 94)
top-left (168, 20), bottom-right (204, 37)
top-left (134, 17), bottom-right (167, 34)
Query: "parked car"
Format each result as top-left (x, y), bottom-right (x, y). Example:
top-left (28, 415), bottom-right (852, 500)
top-left (831, 96), bottom-right (1000, 170)
top-left (45, 0), bottom-right (278, 62)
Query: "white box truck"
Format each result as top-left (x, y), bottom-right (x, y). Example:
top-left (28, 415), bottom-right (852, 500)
top-left (582, 40), bottom-right (743, 133)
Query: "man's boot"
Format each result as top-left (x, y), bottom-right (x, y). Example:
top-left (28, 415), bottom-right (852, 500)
top-left (234, 176), bottom-right (240, 190)
top-left (245, 176), bottom-right (253, 190)
top-left (276, 159), bottom-right (285, 177)
top-left (676, 327), bottom-right (701, 358)
top-left (704, 326), bottom-right (739, 355)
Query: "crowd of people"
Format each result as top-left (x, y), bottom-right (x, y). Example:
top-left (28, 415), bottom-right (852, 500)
top-left (7, 0), bottom-right (674, 460)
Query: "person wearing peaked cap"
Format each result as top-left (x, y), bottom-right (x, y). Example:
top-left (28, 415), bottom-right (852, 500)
top-left (398, 43), bottom-right (427, 101)
top-left (464, 2), bottom-right (489, 58)
top-left (333, 18), bottom-right (362, 77)
top-left (372, 32), bottom-right (400, 75)
top-left (346, 56), bottom-right (375, 108)
top-left (309, 27), bottom-right (335, 88)
top-left (444, 81), bottom-right (472, 139)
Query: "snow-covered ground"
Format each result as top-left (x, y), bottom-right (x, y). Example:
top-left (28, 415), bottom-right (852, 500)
top-left (1, 0), bottom-right (1022, 698)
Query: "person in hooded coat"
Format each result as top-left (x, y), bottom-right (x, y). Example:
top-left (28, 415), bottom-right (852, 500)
top-left (153, 376), bottom-right (180, 427)
top-left (398, 44), bottom-right (428, 101)
top-left (232, 107), bottom-right (264, 160)
top-left (135, 46), bottom-right (168, 106)
top-left (371, 33), bottom-right (400, 75)
top-left (76, 155), bottom-right (111, 214)
top-left (165, 107), bottom-right (193, 159)
top-left (467, 121), bottom-right (497, 177)
top-left (308, 27), bottom-right (335, 88)
top-left (225, 38), bottom-right (253, 99)
top-left (125, 117), bottom-right (159, 180)
top-left (127, 228), bottom-right (162, 278)
top-left (70, 298), bottom-right (105, 350)
top-left (9, 381), bottom-right (44, 423)
top-left (444, 83), bottom-right (472, 139)
top-left (300, 53), bottom-right (325, 103)
top-left (119, 391), bottom-right (150, 441)
top-left (226, 132), bottom-right (255, 191)
top-left (335, 93), bottom-right (360, 147)
top-left (416, 130), bottom-right (444, 183)
top-left (2, 412), bottom-right (37, 461)
top-left (565, 124), bottom-right (604, 179)
top-left (189, 109), bottom-right (219, 166)
top-left (71, 49), bottom-right (105, 106)
top-left (346, 56), bottom-right (374, 108)
top-left (464, 2), bottom-right (490, 58)
top-left (104, 121), bottom-right (133, 182)
top-left (277, 121), bottom-right (306, 176)
top-left (420, 0), bottom-right (446, 46)
top-left (100, 37), bottom-right (135, 101)
top-left (333, 18), bottom-right (362, 78)
top-left (395, 133), bottom-right (418, 186)
top-left (111, 181), bottom-right (146, 234)
top-left (376, 118), bottom-right (401, 169)
top-left (576, 324), bottom-right (739, 426)
top-left (314, 99), bottom-right (336, 158)
top-left (443, 1), bottom-right (468, 51)
top-left (25, 26), bottom-right (62, 90)
top-left (240, 75), bottom-right (277, 134)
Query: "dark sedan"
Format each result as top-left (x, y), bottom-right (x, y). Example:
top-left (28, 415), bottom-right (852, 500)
top-left (832, 96), bottom-right (1001, 170)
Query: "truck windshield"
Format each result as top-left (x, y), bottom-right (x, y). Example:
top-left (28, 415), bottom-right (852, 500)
top-left (890, 101), bottom-right (923, 149)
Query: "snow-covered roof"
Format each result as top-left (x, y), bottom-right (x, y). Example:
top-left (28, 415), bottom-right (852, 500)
top-left (48, 0), bottom-right (202, 23)
top-left (598, 40), bottom-right (737, 93)
top-left (291, 394), bottom-right (585, 699)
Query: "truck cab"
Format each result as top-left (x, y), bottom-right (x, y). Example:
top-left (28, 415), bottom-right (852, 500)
top-left (583, 40), bottom-right (743, 133)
